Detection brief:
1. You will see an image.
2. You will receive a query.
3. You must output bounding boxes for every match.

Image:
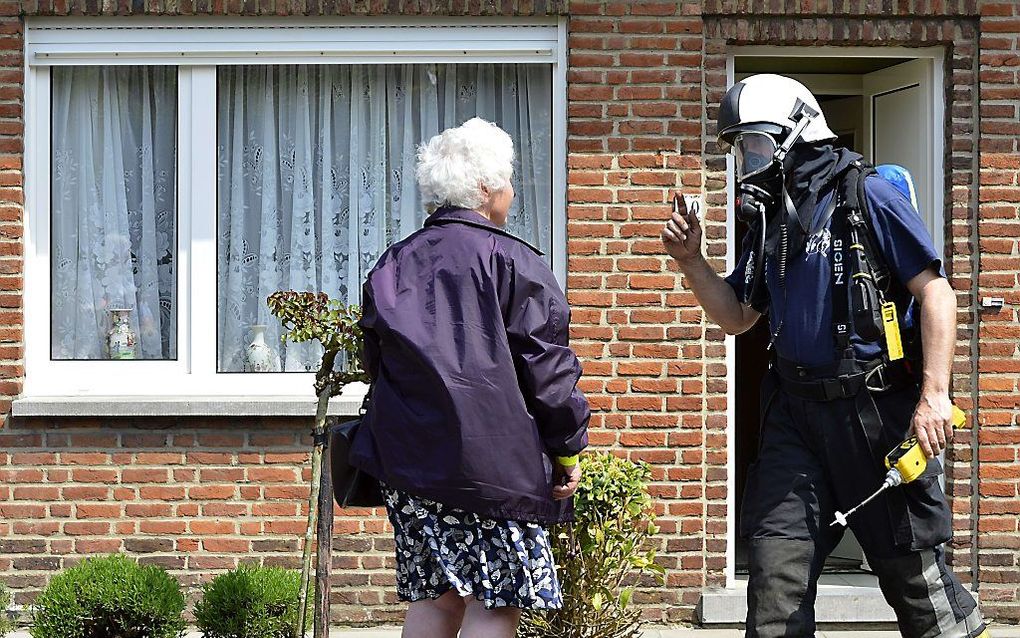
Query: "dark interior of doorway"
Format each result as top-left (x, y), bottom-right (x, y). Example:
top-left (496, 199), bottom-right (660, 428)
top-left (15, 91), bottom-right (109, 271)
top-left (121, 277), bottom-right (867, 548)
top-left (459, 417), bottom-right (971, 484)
top-left (732, 94), bottom-right (865, 575)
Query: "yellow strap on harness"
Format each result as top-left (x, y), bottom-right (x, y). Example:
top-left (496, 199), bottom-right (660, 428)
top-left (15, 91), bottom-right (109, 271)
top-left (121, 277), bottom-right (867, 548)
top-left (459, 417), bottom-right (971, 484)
top-left (881, 301), bottom-right (904, 361)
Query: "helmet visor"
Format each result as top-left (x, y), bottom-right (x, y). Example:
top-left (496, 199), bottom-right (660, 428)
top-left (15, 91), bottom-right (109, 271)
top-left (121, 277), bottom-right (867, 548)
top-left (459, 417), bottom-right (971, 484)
top-left (732, 132), bottom-right (779, 181)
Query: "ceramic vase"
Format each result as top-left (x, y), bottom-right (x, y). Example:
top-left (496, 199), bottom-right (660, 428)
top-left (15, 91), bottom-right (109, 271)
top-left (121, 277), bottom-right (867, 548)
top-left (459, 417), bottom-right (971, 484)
top-left (244, 324), bottom-right (280, 372)
top-left (107, 308), bottom-right (137, 360)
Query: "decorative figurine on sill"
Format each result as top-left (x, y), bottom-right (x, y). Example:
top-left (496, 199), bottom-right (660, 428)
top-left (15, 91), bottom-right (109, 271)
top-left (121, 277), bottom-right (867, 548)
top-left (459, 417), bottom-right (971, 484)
top-left (107, 308), bottom-right (137, 360)
top-left (243, 324), bottom-right (281, 372)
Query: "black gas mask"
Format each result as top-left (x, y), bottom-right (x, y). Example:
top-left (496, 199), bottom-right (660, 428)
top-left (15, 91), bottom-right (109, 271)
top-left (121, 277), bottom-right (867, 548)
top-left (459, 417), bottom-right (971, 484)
top-left (733, 131), bottom-right (784, 225)
top-left (730, 100), bottom-right (820, 228)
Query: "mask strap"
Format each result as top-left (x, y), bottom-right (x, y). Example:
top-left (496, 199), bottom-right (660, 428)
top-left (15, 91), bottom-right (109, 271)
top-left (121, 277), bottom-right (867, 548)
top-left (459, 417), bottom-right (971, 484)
top-left (782, 184), bottom-right (808, 234)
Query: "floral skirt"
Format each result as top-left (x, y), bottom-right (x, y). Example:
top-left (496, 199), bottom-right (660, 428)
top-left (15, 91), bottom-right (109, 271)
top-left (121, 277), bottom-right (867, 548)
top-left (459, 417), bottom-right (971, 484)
top-left (381, 485), bottom-right (562, 610)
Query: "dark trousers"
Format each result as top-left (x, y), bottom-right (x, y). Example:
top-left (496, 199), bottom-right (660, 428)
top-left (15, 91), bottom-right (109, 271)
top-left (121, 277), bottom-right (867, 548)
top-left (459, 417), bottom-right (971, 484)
top-left (740, 371), bottom-right (986, 638)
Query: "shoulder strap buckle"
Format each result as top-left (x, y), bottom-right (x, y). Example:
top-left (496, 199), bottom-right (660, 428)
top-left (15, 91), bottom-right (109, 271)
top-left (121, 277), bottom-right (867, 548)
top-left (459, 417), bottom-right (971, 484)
top-left (821, 378), bottom-right (843, 401)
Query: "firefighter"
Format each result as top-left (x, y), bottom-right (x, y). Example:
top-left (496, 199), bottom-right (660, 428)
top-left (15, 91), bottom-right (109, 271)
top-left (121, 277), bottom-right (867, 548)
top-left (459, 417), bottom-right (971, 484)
top-left (661, 74), bottom-right (988, 638)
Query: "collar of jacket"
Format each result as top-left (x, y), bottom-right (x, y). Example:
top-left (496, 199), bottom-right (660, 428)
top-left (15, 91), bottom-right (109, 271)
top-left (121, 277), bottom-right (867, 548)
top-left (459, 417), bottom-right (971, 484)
top-left (424, 207), bottom-right (544, 256)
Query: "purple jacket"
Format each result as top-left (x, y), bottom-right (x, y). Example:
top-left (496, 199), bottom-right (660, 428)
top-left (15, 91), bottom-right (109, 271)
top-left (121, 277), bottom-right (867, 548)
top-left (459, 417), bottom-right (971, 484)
top-left (350, 207), bottom-right (590, 524)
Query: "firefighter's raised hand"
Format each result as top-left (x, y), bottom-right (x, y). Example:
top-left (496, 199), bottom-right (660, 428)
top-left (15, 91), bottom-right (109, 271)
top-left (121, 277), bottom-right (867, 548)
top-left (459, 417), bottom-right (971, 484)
top-left (661, 192), bottom-right (703, 268)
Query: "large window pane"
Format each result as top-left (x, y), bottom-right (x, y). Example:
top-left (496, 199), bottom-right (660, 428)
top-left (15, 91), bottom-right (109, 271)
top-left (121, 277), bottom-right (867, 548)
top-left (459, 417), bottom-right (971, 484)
top-left (51, 66), bottom-right (178, 361)
top-left (217, 64), bottom-right (553, 373)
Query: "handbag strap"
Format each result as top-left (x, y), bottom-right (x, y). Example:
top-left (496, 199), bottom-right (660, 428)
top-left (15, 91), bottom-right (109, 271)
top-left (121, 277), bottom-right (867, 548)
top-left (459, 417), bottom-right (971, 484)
top-left (319, 384), bottom-right (371, 445)
top-left (359, 384), bottom-right (372, 416)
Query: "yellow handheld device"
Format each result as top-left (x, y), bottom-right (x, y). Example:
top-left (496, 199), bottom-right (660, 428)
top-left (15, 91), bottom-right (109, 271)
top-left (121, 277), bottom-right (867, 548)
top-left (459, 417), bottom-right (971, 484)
top-left (880, 301), bottom-right (904, 361)
top-left (883, 436), bottom-right (929, 483)
top-left (831, 405), bottom-right (967, 527)
top-left (884, 405), bottom-right (966, 483)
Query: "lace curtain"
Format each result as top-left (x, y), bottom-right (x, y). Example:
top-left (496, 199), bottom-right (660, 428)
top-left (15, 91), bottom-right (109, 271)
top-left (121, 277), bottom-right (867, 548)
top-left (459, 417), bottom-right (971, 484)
top-left (217, 64), bottom-right (552, 372)
top-left (51, 66), bottom-right (177, 360)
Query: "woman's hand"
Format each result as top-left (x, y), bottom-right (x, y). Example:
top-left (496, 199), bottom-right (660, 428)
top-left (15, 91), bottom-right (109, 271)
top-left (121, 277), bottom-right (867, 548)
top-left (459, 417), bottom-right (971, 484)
top-left (551, 463), bottom-right (581, 500)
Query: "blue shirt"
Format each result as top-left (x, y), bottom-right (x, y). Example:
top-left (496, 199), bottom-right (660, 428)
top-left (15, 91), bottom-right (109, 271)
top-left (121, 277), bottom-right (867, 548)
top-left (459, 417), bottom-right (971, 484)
top-left (725, 175), bottom-right (942, 367)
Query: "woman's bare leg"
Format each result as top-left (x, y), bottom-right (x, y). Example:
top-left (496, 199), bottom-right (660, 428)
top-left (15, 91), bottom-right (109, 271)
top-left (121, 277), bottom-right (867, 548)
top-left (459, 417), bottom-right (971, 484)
top-left (401, 590), bottom-right (466, 638)
top-left (460, 598), bottom-right (522, 638)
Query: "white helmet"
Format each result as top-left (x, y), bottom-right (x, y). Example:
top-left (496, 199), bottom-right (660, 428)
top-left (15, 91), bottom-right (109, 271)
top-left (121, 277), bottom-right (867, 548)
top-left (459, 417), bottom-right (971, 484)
top-left (716, 74), bottom-right (836, 148)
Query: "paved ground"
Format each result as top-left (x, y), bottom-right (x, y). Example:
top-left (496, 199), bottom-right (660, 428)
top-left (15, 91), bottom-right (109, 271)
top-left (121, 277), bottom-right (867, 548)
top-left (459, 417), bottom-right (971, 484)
top-left (335, 628), bottom-right (1020, 637)
top-left (269, 627), bottom-right (1020, 637)
top-left (334, 628), bottom-right (1020, 637)
top-left (9, 627), bottom-right (1020, 637)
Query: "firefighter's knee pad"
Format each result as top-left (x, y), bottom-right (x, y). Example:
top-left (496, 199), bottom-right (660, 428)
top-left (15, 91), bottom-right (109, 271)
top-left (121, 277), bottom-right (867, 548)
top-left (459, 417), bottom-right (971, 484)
top-left (746, 538), bottom-right (818, 638)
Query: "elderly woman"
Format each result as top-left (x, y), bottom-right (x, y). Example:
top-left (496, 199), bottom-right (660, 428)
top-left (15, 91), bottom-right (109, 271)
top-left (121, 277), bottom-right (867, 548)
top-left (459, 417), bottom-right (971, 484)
top-left (350, 117), bottom-right (590, 638)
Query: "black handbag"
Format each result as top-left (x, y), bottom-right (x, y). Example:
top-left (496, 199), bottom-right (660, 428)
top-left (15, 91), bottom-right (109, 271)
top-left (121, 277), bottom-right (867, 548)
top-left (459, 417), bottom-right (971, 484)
top-left (329, 390), bottom-right (383, 508)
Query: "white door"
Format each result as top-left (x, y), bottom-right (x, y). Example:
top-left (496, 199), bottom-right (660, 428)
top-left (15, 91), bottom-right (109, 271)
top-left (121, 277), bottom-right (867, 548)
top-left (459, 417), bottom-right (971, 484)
top-left (863, 58), bottom-right (941, 257)
top-left (813, 58), bottom-right (941, 576)
top-left (861, 58), bottom-right (944, 572)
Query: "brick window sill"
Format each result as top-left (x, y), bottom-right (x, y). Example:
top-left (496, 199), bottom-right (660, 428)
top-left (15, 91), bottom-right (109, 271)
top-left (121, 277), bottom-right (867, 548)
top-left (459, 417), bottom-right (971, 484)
top-left (11, 388), bottom-right (368, 418)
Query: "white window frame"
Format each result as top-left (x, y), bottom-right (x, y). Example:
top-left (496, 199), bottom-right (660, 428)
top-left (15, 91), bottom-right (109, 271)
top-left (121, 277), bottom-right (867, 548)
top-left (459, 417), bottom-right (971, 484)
top-left (22, 17), bottom-right (568, 399)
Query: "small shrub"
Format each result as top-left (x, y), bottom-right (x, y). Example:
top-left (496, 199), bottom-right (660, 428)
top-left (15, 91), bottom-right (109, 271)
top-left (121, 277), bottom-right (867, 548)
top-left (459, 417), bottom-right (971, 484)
top-left (31, 554), bottom-right (186, 638)
top-left (194, 564), bottom-right (310, 638)
top-left (519, 452), bottom-right (664, 638)
top-left (266, 291), bottom-right (367, 391)
top-left (0, 581), bottom-right (13, 636)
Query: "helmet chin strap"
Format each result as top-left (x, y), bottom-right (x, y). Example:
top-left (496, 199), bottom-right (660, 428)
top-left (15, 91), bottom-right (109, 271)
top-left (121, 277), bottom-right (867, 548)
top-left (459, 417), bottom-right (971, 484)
top-left (782, 183), bottom-right (809, 237)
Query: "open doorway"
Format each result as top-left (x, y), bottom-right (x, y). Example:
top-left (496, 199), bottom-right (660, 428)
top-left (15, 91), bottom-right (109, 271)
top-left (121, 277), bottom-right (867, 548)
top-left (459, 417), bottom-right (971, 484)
top-left (727, 50), bottom-right (945, 583)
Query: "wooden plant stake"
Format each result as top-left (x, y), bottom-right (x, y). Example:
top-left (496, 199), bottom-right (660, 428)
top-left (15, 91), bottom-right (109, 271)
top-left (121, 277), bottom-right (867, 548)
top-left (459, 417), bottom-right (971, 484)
top-left (267, 292), bottom-right (366, 638)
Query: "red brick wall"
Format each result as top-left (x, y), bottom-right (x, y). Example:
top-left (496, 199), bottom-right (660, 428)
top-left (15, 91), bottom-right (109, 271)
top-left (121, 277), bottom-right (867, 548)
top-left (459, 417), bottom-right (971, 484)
top-left (1, 421), bottom-right (333, 611)
top-left (0, 13), bottom-right (22, 420)
top-left (0, 0), bottom-right (1017, 627)
top-left (566, 1), bottom-right (709, 621)
top-left (975, 0), bottom-right (1020, 621)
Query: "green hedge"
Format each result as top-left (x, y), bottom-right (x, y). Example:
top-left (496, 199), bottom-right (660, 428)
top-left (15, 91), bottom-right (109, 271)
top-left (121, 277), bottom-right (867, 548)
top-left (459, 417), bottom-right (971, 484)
top-left (194, 564), bottom-right (310, 638)
top-left (0, 580), bottom-right (12, 637)
top-left (30, 555), bottom-right (186, 638)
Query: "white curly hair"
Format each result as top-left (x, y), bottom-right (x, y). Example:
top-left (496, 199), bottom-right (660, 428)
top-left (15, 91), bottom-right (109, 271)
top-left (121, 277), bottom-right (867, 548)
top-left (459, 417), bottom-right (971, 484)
top-left (416, 117), bottom-right (515, 211)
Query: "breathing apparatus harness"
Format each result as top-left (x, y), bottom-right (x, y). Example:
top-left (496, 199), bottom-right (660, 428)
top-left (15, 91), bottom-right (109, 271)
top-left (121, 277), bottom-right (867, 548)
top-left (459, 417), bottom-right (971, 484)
top-left (833, 160), bottom-right (897, 358)
top-left (777, 159), bottom-right (921, 404)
